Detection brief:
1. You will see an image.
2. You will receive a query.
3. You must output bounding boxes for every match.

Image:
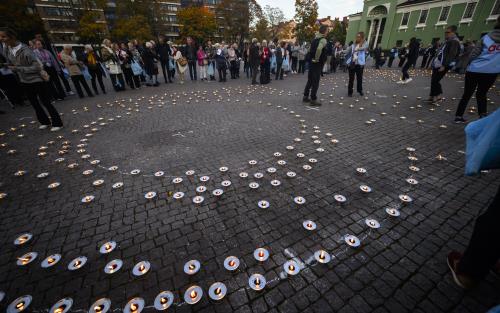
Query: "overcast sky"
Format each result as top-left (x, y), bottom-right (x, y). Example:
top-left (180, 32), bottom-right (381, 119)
top-left (256, 0), bottom-right (364, 20)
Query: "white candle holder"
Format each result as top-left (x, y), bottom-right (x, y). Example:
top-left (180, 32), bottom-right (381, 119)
top-left (270, 180), bottom-right (281, 187)
top-left (184, 285), bottom-right (203, 304)
top-left (172, 177), bottom-right (183, 184)
top-left (49, 297), bottom-right (73, 313)
top-left (184, 259), bottom-right (201, 275)
top-left (386, 207), bottom-right (400, 217)
top-left (132, 261), bottom-right (150, 276)
top-left (154, 291), bottom-right (174, 310)
top-left (67, 256), bottom-right (87, 271)
top-left (303, 220), bottom-right (317, 231)
top-left (212, 189), bottom-right (224, 197)
top-left (221, 180), bottom-right (231, 187)
top-left (200, 176), bottom-right (210, 182)
top-left (192, 196), bottom-right (204, 204)
top-left (257, 200), bottom-right (269, 208)
top-left (356, 168), bottom-right (367, 174)
top-left (123, 297), bottom-right (144, 313)
top-left (154, 171), bottom-right (164, 177)
top-left (173, 192), bottom-right (184, 200)
top-left (89, 298), bottom-right (111, 313)
top-left (286, 171), bottom-right (296, 178)
top-left (7, 295), bottom-right (32, 313)
top-left (81, 195), bottom-right (95, 203)
top-left (144, 191), bottom-right (157, 200)
top-left (248, 274), bottom-right (266, 291)
top-left (130, 169), bottom-right (141, 175)
top-left (41, 254), bottom-right (61, 268)
top-left (406, 178), bottom-right (418, 185)
top-left (208, 282), bottom-right (227, 300)
top-left (196, 186), bottom-right (207, 193)
top-left (399, 194), bottom-right (413, 203)
top-left (239, 172), bottom-right (248, 178)
top-left (314, 250), bottom-right (331, 264)
top-left (224, 256), bottom-right (240, 271)
top-left (360, 185), bottom-right (372, 193)
top-left (365, 219), bottom-right (380, 229)
top-left (345, 235), bottom-right (361, 247)
top-left (254, 248), bottom-right (269, 262)
top-left (294, 196), bottom-right (306, 205)
top-left (104, 259), bottom-right (123, 274)
top-left (99, 241), bottom-right (117, 254)
top-left (334, 194), bottom-right (347, 203)
top-left (17, 252), bottom-right (37, 266)
top-left (219, 167), bottom-right (229, 172)
top-left (14, 233), bottom-right (32, 246)
top-left (284, 260), bottom-right (300, 275)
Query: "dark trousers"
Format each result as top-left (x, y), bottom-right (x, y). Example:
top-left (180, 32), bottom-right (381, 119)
top-left (430, 68), bottom-right (448, 97)
top-left (59, 72), bottom-right (72, 92)
top-left (160, 60), bottom-right (172, 83)
top-left (291, 56), bottom-right (298, 72)
top-left (123, 67), bottom-right (139, 89)
top-left (455, 72), bottom-right (497, 117)
top-left (110, 73), bottom-right (125, 91)
top-left (22, 82), bottom-right (62, 127)
top-left (260, 61), bottom-right (270, 84)
top-left (398, 57), bottom-right (406, 67)
top-left (218, 66), bottom-right (227, 81)
top-left (348, 64), bottom-right (364, 95)
top-left (188, 60), bottom-right (197, 80)
top-left (303, 62), bottom-right (322, 100)
top-left (0, 73), bottom-right (24, 105)
top-left (275, 61), bottom-right (283, 80)
top-left (88, 66), bottom-right (105, 94)
top-left (459, 184), bottom-right (500, 280)
top-left (251, 64), bottom-right (259, 83)
top-left (230, 60), bottom-right (238, 79)
top-left (402, 59), bottom-right (413, 80)
top-left (421, 56), bottom-right (429, 68)
top-left (244, 61), bottom-right (250, 78)
top-left (71, 75), bottom-right (93, 98)
top-left (298, 60), bottom-right (305, 74)
top-left (388, 57), bottom-right (394, 67)
top-left (44, 66), bottom-right (65, 99)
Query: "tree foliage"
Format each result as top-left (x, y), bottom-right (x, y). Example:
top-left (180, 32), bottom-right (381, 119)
top-left (251, 15), bottom-right (269, 42)
top-left (177, 6), bottom-right (216, 44)
top-left (294, 0), bottom-right (319, 43)
top-left (216, 0), bottom-right (250, 44)
top-left (76, 11), bottom-right (107, 44)
top-left (111, 15), bottom-right (153, 42)
top-left (263, 5), bottom-right (285, 40)
top-left (326, 20), bottom-right (347, 45)
top-left (0, 0), bottom-right (45, 42)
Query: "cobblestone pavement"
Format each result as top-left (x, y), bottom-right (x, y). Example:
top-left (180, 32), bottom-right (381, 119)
top-left (0, 67), bottom-right (499, 313)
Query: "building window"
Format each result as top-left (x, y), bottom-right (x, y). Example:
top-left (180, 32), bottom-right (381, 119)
top-left (462, 2), bottom-right (477, 20)
top-left (400, 12), bottom-right (410, 26)
top-left (438, 6), bottom-right (450, 22)
top-left (491, 0), bottom-right (500, 16)
top-left (418, 9), bottom-right (428, 24)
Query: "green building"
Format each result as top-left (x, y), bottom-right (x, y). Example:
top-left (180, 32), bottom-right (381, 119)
top-left (346, 0), bottom-right (500, 49)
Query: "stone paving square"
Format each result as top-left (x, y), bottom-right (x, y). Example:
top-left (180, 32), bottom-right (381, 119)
top-left (0, 68), bottom-right (499, 313)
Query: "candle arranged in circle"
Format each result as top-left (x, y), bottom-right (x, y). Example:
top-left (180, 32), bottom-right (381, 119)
top-left (124, 298), bottom-right (144, 313)
top-left (314, 250), bottom-right (331, 264)
top-left (184, 286), bottom-right (203, 304)
top-left (284, 260), bottom-right (300, 275)
top-left (386, 207), bottom-right (401, 217)
top-left (49, 298), bottom-right (73, 313)
top-left (365, 219), bottom-right (381, 229)
top-left (223, 256), bottom-right (240, 271)
top-left (14, 233), bottom-right (32, 246)
top-left (7, 295), bottom-right (32, 313)
top-left (132, 261), bottom-right (150, 276)
top-left (184, 259), bottom-right (201, 275)
top-left (67, 256), bottom-right (87, 271)
top-left (42, 254), bottom-right (61, 268)
top-left (89, 298), bottom-right (111, 313)
top-left (302, 220), bottom-right (317, 231)
top-left (99, 241), bottom-right (116, 254)
top-left (248, 274), bottom-right (266, 291)
top-left (104, 259), bottom-right (123, 274)
top-left (345, 235), bottom-right (361, 247)
top-left (154, 291), bottom-right (174, 311)
top-left (208, 282), bottom-right (227, 300)
top-left (17, 252), bottom-right (37, 266)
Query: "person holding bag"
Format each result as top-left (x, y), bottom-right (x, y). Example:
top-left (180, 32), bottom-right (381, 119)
top-left (83, 45), bottom-right (106, 95)
top-left (33, 39), bottom-right (65, 100)
top-left (344, 31), bottom-right (368, 97)
top-left (174, 46), bottom-right (187, 84)
top-left (0, 27), bottom-right (63, 131)
top-left (60, 45), bottom-right (93, 98)
top-left (101, 39), bottom-right (125, 91)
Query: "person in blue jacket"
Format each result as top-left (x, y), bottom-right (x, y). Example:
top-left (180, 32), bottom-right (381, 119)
top-left (344, 32), bottom-right (368, 97)
top-left (454, 17), bottom-right (500, 123)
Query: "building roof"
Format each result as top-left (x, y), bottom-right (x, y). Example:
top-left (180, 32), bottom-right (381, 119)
top-left (397, 0), bottom-right (434, 7)
top-left (348, 12), bottom-right (362, 17)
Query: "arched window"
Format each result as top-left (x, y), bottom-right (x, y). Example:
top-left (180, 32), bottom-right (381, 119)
top-left (369, 5), bottom-right (388, 16)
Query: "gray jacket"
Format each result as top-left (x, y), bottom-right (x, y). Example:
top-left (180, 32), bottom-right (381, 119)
top-left (4, 43), bottom-right (43, 84)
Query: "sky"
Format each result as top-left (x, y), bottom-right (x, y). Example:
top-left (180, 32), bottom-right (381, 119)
top-left (256, 0), bottom-right (364, 20)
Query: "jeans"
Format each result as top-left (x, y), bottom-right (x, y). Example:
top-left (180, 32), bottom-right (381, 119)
top-left (22, 82), bottom-right (63, 127)
top-left (110, 73), bottom-right (126, 91)
top-left (455, 72), bottom-right (497, 117)
top-left (71, 75), bottom-right (93, 98)
top-left (458, 184), bottom-right (500, 280)
top-left (430, 68), bottom-right (448, 97)
top-left (348, 64), bottom-right (364, 95)
top-left (303, 62), bottom-right (322, 100)
top-left (188, 60), bottom-right (197, 80)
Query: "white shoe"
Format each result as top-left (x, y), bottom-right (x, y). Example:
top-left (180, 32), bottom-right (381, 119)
top-left (39, 125), bottom-right (49, 130)
top-left (50, 126), bottom-right (62, 132)
top-left (67, 91), bottom-right (75, 96)
top-left (405, 78), bottom-right (413, 84)
top-left (396, 80), bottom-right (405, 84)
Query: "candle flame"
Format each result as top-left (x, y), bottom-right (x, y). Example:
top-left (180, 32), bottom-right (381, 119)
top-left (215, 287), bottom-right (221, 295)
top-left (188, 264), bottom-right (195, 270)
top-left (130, 303), bottom-right (138, 312)
top-left (19, 256), bottom-right (31, 264)
top-left (139, 264), bottom-right (145, 272)
top-left (349, 238), bottom-right (355, 244)
top-left (54, 306), bottom-right (65, 313)
top-left (16, 302), bottom-right (25, 310)
top-left (19, 236), bottom-right (27, 243)
top-left (319, 251), bottom-right (325, 259)
top-left (48, 257), bottom-right (55, 264)
top-left (74, 260), bottom-right (81, 267)
top-left (229, 260), bottom-right (235, 267)
top-left (190, 290), bottom-right (197, 299)
top-left (94, 305), bottom-right (103, 313)
top-left (105, 243), bottom-right (111, 250)
top-left (254, 278), bottom-right (260, 285)
top-left (258, 251), bottom-right (264, 258)
top-left (289, 264), bottom-right (295, 271)
top-left (307, 223), bottom-right (312, 228)
top-left (160, 297), bottom-right (167, 304)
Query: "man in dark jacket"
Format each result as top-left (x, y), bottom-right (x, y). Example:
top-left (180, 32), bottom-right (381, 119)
top-left (398, 37), bottom-right (419, 84)
top-left (275, 41), bottom-right (284, 80)
top-left (185, 37), bottom-right (197, 81)
top-left (249, 38), bottom-right (260, 84)
top-left (426, 25), bottom-right (461, 103)
top-left (157, 35), bottom-right (172, 83)
top-left (303, 25), bottom-right (328, 106)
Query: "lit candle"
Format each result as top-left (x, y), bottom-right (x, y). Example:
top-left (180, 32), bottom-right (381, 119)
top-left (16, 302), bottom-right (24, 310)
top-left (94, 305), bottom-right (103, 313)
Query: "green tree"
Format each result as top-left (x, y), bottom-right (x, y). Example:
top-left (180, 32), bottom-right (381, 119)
top-left (0, 0), bottom-right (45, 42)
top-left (294, 0), bottom-right (319, 43)
top-left (177, 6), bottom-right (217, 44)
top-left (251, 15), bottom-right (269, 42)
top-left (111, 15), bottom-right (153, 41)
top-left (264, 5), bottom-right (285, 40)
top-left (76, 11), bottom-right (108, 44)
top-left (326, 20), bottom-right (346, 44)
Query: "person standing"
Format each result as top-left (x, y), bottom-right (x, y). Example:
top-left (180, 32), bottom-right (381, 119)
top-left (454, 17), bottom-right (500, 123)
top-left (291, 42), bottom-right (299, 73)
top-left (83, 45), bottom-right (106, 95)
top-left (228, 44), bottom-right (238, 79)
top-left (398, 37), bottom-right (419, 84)
top-left (33, 39), bottom-right (65, 101)
top-left (426, 25), bottom-right (461, 104)
top-left (260, 40), bottom-right (270, 84)
top-left (302, 25), bottom-right (328, 106)
top-left (0, 27), bottom-right (63, 131)
top-left (298, 43), bottom-right (307, 74)
top-left (127, 41), bottom-right (143, 88)
top-left (142, 41), bottom-right (160, 87)
top-left (205, 41), bottom-right (216, 81)
top-left (185, 37), bottom-right (197, 81)
top-left (373, 44), bottom-right (382, 69)
top-left (101, 39), bottom-right (125, 91)
top-left (249, 38), bottom-right (260, 85)
top-left (344, 32), bottom-right (368, 97)
top-left (60, 45), bottom-right (93, 98)
top-left (387, 46), bottom-right (397, 68)
top-left (275, 42), bottom-right (284, 80)
top-left (117, 43), bottom-right (139, 90)
top-left (157, 35), bottom-right (172, 83)
top-left (197, 45), bottom-right (207, 81)
top-left (215, 47), bottom-right (227, 82)
top-left (174, 46), bottom-right (187, 84)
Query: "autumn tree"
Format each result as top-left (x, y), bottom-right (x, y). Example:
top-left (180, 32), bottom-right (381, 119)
top-left (76, 11), bottom-right (108, 44)
top-left (216, 0), bottom-right (251, 44)
top-left (111, 15), bottom-right (153, 42)
top-left (294, 0), bottom-right (319, 43)
top-left (251, 16), bottom-right (269, 42)
top-left (263, 5), bottom-right (285, 40)
top-left (177, 6), bottom-right (216, 44)
top-left (0, 0), bottom-right (45, 42)
top-left (327, 20), bottom-right (346, 45)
